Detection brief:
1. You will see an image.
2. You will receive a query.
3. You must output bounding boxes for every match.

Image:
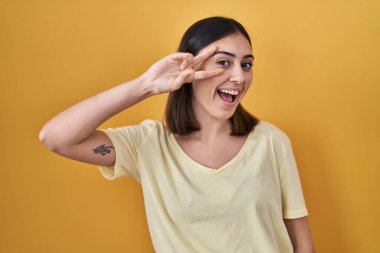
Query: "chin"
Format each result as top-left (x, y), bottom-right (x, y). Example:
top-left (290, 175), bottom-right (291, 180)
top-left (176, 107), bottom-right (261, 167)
top-left (211, 107), bottom-right (237, 120)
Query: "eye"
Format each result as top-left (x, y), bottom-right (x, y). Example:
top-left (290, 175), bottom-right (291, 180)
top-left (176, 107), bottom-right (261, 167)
top-left (217, 60), bottom-right (231, 67)
top-left (241, 62), bottom-right (253, 70)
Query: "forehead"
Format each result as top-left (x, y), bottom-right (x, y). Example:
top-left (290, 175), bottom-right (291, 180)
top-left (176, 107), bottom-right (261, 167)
top-left (200, 33), bottom-right (252, 56)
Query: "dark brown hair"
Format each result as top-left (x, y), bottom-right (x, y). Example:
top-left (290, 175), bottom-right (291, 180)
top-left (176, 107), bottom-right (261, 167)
top-left (165, 16), bottom-right (259, 136)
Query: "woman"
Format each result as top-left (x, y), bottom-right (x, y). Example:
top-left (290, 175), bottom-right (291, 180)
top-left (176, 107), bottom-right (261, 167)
top-left (40, 17), bottom-right (314, 253)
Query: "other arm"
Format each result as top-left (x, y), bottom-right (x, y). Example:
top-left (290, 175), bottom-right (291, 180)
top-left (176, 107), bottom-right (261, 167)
top-left (284, 216), bottom-right (315, 253)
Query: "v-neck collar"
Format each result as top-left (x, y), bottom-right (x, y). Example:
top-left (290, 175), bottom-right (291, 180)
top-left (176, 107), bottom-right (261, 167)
top-left (167, 124), bottom-right (259, 175)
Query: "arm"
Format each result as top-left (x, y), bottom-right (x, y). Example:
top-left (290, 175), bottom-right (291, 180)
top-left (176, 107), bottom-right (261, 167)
top-left (39, 75), bottom-right (152, 166)
top-left (39, 46), bottom-right (223, 166)
top-left (284, 216), bottom-right (315, 253)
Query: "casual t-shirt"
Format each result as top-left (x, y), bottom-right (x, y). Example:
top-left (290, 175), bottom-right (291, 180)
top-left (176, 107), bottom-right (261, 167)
top-left (97, 120), bottom-right (308, 253)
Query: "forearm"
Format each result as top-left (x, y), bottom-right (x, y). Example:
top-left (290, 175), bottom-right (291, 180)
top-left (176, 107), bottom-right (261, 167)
top-left (39, 74), bottom-right (153, 149)
top-left (292, 229), bottom-right (315, 253)
top-left (284, 217), bottom-right (315, 253)
top-left (294, 245), bottom-right (315, 253)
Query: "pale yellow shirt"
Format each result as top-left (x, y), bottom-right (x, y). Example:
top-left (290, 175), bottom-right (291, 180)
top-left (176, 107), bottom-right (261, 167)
top-left (98, 120), bottom-right (308, 253)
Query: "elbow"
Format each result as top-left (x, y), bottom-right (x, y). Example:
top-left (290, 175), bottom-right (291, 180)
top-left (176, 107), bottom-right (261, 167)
top-left (39, 123), bottom-right (78, 154)
top-left (39, 124), bottom-right (60, 152)
top-left (39, 126), bottom-right (52, 150)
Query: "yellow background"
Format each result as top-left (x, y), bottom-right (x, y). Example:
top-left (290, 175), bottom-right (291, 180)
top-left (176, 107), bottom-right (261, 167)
top-left (1, 0), bottom-right (379, 252)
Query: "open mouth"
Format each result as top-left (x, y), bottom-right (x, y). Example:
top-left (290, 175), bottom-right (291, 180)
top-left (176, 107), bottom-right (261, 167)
top-left (217, 89), bottom-right (240, 103)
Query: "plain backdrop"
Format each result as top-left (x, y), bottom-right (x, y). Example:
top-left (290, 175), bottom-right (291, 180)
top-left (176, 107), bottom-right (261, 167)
top-left (1, 0), bottom-right (379, 252)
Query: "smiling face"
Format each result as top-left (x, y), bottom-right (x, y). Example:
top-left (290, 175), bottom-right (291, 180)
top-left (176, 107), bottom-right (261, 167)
top-left (191, 32), bottom-right (254, 122)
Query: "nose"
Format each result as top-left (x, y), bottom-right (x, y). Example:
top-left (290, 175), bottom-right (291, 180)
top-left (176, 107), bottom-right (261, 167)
top-left (228, 65), bottom-right (245, 85)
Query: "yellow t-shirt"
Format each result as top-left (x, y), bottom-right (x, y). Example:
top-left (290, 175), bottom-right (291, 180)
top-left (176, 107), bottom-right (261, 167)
top-left (98, 120), bottom-right (308, 253)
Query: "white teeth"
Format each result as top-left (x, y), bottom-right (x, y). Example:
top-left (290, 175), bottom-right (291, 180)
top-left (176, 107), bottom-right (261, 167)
top-left (219, 89), bottom-right (240, 96)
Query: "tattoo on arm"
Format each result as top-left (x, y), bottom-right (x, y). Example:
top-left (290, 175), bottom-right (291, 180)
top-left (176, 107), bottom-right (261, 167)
top-left (92, 144), bottom-right (114, 156)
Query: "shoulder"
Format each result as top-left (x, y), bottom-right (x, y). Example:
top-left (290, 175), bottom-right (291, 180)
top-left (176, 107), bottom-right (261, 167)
top-left (251, 120), bottom-right (293, 152)
top-left (254, 120), bottom-right (290, 141)
top-left (136, 119), bottom-right (172, 144)
top-left (139, 119), bottom-right (163, 129)
top-left (252, 121), bottom-right (296, 165)
top-left (113, 119), bottom-right (163, 132)
top-left (139, 119), bottom-right (166, 135)
top-left (102, 119), bottom-right (164, 139)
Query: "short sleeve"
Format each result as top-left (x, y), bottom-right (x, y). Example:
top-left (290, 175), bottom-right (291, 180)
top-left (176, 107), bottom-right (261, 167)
top-left (97, 120), bottom-right (157, 181)
top-left (278, 135), bottom-right (309, 219)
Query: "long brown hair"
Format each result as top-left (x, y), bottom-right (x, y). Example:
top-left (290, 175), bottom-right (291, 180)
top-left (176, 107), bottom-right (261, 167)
top-left (165, 16), bottom-right (259, 136)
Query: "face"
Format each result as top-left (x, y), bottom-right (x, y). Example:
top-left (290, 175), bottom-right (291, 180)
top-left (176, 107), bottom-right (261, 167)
top-left (191, 32), bottom-right (254, 121)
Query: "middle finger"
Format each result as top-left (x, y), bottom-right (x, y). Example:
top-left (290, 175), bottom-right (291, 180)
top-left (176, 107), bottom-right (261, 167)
top-left (191, 45), bottom-right (218, 67)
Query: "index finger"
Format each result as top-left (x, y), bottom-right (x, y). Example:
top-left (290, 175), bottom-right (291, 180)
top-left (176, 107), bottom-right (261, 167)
top-left (191, 46), bottom-right (218, 67)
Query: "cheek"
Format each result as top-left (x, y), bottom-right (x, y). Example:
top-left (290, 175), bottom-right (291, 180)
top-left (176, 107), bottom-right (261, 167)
top-left (191, 82), bottom-right (209, 99)
top-left (193, 74), bottom-right (227, 92)
top-left (245, 73), bottom-right (253, 86)
top-left (243, 83), bottom-right (252, 95)
top-left (212, 73), bottom-right (229, 83)
top-left (200, 73), bottom-right (229, 90)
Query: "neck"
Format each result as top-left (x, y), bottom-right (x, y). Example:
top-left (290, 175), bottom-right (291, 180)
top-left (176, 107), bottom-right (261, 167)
top-left (196, 118), bottom-right (231, 141)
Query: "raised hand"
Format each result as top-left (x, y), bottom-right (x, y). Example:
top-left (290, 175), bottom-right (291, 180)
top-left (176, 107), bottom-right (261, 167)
top-left (142, 46), bottom-right (224, 94)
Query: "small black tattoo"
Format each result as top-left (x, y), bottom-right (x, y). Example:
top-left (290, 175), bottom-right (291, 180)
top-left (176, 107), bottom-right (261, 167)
top-left (93, 144), bottom-right (114, 156)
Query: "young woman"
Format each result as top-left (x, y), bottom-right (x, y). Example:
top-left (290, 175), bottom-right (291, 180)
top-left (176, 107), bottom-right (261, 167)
top-left (40, 17), bottom-right (314, 253)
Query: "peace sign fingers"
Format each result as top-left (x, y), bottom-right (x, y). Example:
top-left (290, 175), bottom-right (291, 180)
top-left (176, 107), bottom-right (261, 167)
top-left (180, 46), bottom-right (218, 70)
top-left (193, 68), bottom-right (224, 81)
top-left (192, 46), bottom-right (218, 67)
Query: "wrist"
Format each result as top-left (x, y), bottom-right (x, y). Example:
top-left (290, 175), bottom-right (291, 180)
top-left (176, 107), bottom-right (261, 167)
top-left (136, 72), bottom-right (158, 97)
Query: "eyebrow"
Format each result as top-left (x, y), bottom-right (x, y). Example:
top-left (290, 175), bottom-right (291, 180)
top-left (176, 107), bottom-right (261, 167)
top-left (212, 51), bottom-right (254, 60)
